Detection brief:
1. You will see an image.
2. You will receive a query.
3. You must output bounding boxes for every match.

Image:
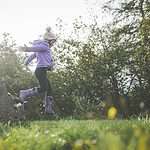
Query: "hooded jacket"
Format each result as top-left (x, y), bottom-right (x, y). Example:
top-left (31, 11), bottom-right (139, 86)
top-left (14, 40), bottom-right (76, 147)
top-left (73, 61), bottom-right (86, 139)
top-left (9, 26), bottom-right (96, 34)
top-left (25, 40), bottom-right (53, 68)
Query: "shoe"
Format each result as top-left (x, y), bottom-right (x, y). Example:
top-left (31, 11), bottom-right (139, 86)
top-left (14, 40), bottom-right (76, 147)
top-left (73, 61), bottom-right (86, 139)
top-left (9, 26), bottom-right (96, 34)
top-left (19, 87), bottom-right (38, 102)
top-left (45, 96), bottom-right (55, 114)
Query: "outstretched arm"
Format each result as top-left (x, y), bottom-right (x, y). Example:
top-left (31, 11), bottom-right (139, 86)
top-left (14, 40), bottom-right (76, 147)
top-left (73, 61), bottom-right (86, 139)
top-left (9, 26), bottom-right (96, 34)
top-left (25, 45), bottom-right (49, 52)
top-left (25, 53), bottom-right (36, 65)
top-left (20, 45), bottom-right (49, 52)
top-left (19, 41), bottom-right (49, 52)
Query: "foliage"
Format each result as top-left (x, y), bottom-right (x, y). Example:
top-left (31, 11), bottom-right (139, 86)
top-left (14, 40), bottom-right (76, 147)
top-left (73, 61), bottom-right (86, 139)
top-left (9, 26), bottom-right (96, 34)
top-left (0, 120), bottom-right (150, 150)
top-left (0, 33), bottom-right (35, 95)
top-left (103, 0), bottom-right (150, 115)
top-left (0, 0), bottom-right (150, 118)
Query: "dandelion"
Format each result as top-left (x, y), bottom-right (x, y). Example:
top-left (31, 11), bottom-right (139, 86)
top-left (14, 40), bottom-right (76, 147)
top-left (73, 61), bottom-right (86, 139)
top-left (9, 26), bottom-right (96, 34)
top-left (44, 130), bottom-right (49, 134)
top-left (73, 139), bottom-right (84, 150)
top-left (107, 106), bottom-right (117, 120)
top-left (35, 132), bottom-right (39, 137)
top-left (50, 134), bottom-right (56, 137)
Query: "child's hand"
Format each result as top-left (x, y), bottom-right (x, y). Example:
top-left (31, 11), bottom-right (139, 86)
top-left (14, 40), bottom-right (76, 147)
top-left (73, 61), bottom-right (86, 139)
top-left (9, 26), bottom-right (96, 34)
top-left (18, 46), bottom-right (26, 51)
top-left (48, 62), bottom-right (55, 71)
top-left (18, 45), bottom-right (28, 51)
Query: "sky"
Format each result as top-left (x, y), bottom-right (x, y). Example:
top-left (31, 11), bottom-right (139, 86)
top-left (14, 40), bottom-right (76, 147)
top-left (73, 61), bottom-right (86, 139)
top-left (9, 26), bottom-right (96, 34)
top-left (0, 0), bottom-right (108, 45)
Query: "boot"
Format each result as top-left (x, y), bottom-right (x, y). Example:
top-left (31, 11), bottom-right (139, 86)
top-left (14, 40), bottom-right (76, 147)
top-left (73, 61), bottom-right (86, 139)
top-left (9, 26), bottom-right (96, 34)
top-left (40, 92), bottom-right (47, 107)
top-left (45, 96), bottom-right (55, 114)
top-left (19, 87), bottom-right (39, 102)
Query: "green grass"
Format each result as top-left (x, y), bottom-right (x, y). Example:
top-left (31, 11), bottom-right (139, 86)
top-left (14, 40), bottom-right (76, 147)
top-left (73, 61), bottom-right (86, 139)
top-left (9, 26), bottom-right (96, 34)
top-left (0, 119), bottom-right (150, 150)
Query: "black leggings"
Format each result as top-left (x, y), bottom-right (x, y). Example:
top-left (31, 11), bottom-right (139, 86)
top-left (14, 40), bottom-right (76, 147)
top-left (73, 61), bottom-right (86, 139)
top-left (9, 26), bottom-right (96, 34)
top-left (35, 67), bottom-right (52, 96)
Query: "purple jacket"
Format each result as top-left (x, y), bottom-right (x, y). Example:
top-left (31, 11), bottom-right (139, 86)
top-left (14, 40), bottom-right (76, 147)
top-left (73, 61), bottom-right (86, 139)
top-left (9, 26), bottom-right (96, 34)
top-left (25, 40), bottom-right (53, 68)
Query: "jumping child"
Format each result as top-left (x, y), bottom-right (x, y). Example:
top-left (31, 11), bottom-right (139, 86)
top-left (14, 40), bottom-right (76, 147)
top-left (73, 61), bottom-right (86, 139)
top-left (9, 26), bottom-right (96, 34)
top-left (19, 27), bottom-right (57, 114)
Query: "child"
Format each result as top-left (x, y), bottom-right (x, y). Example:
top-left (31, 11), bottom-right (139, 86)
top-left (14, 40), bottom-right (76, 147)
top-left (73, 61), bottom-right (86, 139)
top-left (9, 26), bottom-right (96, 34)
top-left (19, 27), bottom-right (57, 114)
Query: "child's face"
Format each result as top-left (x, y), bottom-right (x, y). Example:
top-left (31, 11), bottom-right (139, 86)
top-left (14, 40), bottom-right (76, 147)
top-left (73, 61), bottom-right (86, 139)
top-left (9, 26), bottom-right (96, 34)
top-left (48, 39), bottom-right (56, 47)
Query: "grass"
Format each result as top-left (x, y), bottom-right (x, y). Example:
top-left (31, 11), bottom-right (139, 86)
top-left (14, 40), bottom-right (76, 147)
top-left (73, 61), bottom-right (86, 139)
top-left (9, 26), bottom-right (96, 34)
top-left (0, 119), bottom-right (150, 150)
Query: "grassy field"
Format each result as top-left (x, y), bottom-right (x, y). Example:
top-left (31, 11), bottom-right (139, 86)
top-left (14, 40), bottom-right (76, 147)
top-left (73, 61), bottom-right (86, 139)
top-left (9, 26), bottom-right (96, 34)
top-left (0, 119), bottom-right (150, 150)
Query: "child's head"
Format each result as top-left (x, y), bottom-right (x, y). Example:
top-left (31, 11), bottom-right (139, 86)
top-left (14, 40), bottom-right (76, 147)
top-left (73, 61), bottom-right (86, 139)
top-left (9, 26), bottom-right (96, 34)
top-left (43, 27), bottom-right (57, 47)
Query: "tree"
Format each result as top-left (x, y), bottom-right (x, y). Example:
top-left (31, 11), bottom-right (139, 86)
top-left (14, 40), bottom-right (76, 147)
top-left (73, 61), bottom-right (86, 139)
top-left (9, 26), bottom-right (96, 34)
top-left (0, 33), bottom-right (34, 95)
top-left (103, 0), bottom-right (150, 114)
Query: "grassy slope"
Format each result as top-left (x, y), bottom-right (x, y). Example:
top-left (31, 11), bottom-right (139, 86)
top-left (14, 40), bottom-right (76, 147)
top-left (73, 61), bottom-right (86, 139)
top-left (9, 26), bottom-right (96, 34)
top-left (0, 119), bottom-right (150, 150)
